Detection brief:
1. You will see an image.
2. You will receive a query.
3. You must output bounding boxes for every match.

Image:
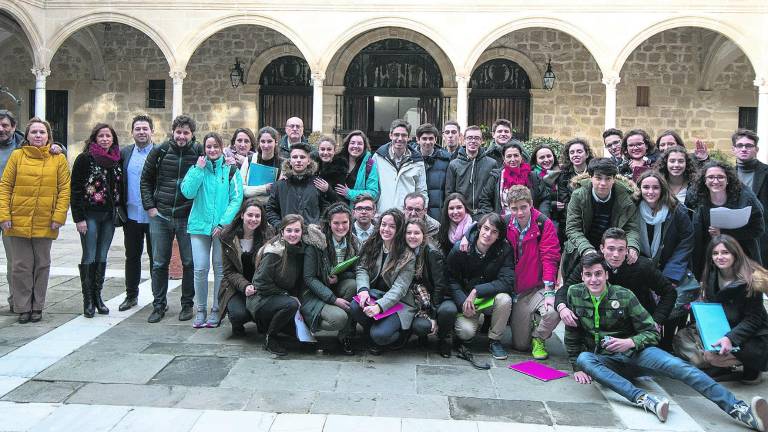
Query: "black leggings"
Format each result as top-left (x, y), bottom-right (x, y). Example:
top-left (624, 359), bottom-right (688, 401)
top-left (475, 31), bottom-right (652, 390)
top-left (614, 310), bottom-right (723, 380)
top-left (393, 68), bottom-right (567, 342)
top-left (227, 293), bottom-right (251, 327)
top-left (253, 295), bottom-right (298, 336)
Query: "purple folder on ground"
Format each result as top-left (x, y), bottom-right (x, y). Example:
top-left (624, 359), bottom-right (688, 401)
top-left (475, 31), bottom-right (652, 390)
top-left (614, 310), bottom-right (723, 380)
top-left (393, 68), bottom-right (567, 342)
top-left (352, 295), bottom-right (404, 320)
top-left (508, 360), bottom-right (569, 381)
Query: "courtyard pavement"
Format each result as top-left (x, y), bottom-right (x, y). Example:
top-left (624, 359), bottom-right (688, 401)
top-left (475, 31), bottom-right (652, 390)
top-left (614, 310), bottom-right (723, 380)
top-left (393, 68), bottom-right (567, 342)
top-left (0, 215), bottom-right (765, 432)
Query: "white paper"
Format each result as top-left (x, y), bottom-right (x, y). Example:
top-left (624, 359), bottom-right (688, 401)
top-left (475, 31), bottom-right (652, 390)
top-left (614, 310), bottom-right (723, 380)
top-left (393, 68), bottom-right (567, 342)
top-left (710, 206), bottom-right (751, 230)
top-left (294, 310), bottom-right (316, 342)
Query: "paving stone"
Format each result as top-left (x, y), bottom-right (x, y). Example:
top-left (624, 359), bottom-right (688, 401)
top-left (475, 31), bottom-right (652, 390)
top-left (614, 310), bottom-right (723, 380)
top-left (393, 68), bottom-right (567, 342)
top-left (401, 417), bottom-right (480, 432)
top-left (0, 324), bottom-right (56, 346)
top-left (0, 401), bottom-right (60, 431)
top-left (36, 351), bottom-right (174, 384)
top-left (337, 362), bottom-right (416, 395)
top-left (28, 403), bottom-right (130, 432)
top-left (0, 345), bottom-right (16, 356)
top-left (374, 393), bottom-right (451, 419)
top-left (668, 395), bottom-right (731, 432)
top-left (490, 366), bottom-right (606, 403)
top-left (546, 401), bottom-right (620, 427)
top-left (449, 396), bottom-right (552, 425)
top-left (109, 406), bottom-right (202, 432)
top-left (270, 413), bottom-right (326, 432)
top-left (416, 365), bottom-right (496, 398)
top-left (142, 342), bottom-right (222, 356)
top-left (190, 410), bottom-right (275, 432)
top-left (310, 391), bottom-right (377, 415)
top-left (246, 389), bottom-right (316, 414)
top-left (324, 414), bottom-right (401, 432)
top-left (220, 358), bottom-right (340, 392)
top-left (150, 356), bottom-right (237, 387)
top-left (66, 383), bottom-right (188, 407)
top-left (176, 385), bottom-right (253, 410)
top-left (1, 380), bottom-right (83, 403)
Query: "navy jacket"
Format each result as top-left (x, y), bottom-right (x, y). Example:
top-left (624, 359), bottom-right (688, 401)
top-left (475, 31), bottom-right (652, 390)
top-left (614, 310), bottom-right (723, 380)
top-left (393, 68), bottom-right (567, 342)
top-left (422, 147), bottom-right (451, 220)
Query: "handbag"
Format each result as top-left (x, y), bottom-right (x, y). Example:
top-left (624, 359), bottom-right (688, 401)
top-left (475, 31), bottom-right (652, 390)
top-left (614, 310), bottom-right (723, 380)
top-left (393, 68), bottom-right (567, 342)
top-left (668, 271), bottom-right (700, 320)
top-left (113, 206), bottom-right (127, 227)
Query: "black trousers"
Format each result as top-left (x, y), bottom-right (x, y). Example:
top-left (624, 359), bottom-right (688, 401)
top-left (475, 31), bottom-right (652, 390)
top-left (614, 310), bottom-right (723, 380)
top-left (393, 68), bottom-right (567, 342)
top-left (253, 295), bottom-right (298, 336)
top-left (123, 219), bottom-right (152, 298)
top-left (435, 300), bottom-right (458, 339)
top-left (227, 292), bottom-right (252, 328)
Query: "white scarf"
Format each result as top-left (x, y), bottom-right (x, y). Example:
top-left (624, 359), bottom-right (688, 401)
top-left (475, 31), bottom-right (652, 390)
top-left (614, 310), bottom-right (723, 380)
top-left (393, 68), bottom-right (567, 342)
top-left (638, 201), bottom-right (668, 259)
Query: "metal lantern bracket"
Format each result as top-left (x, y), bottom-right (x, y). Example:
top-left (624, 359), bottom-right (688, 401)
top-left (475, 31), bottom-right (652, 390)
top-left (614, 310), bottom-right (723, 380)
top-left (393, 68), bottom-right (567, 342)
top-left (543, 58), bottom-right (556, 91)
top-left (230, 58), bottom-right (246, 88)
top-left (0, 86), bottom-right (23, 108)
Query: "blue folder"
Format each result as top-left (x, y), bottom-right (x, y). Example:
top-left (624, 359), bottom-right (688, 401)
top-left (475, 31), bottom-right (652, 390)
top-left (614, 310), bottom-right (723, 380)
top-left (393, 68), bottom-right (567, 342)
top-left (247, 163), bottom-right (278, 187)
top-left (691, 302), bottom-right (735, 352)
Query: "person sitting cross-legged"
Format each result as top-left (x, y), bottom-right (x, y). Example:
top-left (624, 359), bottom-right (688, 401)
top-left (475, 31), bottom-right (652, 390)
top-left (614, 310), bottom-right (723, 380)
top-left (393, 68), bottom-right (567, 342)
top-left (567, 253), bottom-right (768, 431)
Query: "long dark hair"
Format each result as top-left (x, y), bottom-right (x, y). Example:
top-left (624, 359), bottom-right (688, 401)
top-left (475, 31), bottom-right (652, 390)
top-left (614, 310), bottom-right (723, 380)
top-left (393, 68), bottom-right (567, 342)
top-left (359, 208), bottom-right (409, 275)
top-left (338, 130), bottom-right (371, 162)
top-left (655, 145), bottom-right (697, 184)
top-left (406, 218), bottom-right (429, 280)
top-left (83, 122), bottom-right (119, 152)
top-left (320, 203), bottom-right (359, 264)
top-left (702, 234), bottom-right (765, 297)
top-left (437, 192), bottom-right (471, 254)
top-left (260, 214), bottom-right (307, 276)
top-left (695, 160), bottom-right (742, 205)
top-left (220, 198), bottom-right (273, 248)
top-left (560, 138), bottom-right (594, 172)
top-left (256, 126), bottom-right (282, 168)
top-left (637, 170), bottom-right (677, 210)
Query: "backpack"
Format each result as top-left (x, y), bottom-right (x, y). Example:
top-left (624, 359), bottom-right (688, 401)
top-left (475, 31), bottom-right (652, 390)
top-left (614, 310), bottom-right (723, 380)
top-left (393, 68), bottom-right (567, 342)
top-left (502, 212), bottom-right (548, 243)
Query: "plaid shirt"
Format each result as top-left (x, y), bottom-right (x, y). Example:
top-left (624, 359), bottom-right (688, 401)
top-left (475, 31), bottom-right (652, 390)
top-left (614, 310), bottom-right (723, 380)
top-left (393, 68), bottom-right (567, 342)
top-left (564, 283), bottom-right (660, 371)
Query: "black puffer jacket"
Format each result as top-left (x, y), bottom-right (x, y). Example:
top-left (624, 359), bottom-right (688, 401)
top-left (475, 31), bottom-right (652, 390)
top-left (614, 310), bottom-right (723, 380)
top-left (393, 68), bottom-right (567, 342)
top-left (265, 159), bottom-right (327, 227)
top-left (140, 138), bottom-right (201, 219)
top-left (315, 154), bottom-right (348, 204)
top-left (423, 148), bottom-right (451, 220)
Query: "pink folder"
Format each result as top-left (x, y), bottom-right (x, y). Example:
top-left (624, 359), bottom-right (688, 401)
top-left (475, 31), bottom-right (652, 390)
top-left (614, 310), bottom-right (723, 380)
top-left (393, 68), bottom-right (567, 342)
top-left (508, 360), bottom-right (569, 381)
top-left (353, 295), bottom-right (404, 320)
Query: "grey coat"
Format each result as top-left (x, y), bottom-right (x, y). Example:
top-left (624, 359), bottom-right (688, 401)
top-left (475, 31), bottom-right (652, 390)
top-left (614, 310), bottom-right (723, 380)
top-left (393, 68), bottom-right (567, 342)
top-left (356, 251), bottom-right (417, 329)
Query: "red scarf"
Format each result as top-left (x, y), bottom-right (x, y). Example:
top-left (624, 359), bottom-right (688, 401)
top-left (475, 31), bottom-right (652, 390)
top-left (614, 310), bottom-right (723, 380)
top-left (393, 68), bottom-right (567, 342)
top-left (502, 162), bottom-right (532, 190)
top-left (89, 142), bottom-right (120, 168)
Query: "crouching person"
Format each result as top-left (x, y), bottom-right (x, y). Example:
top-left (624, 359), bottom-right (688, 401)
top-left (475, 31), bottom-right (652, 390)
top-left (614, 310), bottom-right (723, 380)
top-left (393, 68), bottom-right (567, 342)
top-left (447, 213), bottom-right (514, 360)
top-left (567, 253), bottom-right (768, 431)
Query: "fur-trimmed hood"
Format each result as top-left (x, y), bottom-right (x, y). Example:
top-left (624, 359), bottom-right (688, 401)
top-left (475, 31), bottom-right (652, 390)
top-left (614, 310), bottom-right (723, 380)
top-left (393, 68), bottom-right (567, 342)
top-left (262, 223), bottom-right (326, 256)
top-left (280, 158), bottom-right (318, 180)
top-left (317, 154), bottom-right (348, 184)
top-left (569, 171), bottom-right (640, 201)
top-left (752, 267), bottom-right (768, 294)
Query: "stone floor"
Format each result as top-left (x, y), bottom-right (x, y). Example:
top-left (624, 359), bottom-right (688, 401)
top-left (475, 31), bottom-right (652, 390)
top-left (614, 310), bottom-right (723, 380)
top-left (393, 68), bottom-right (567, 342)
top-left (0, 214), bottom-right (765, 431)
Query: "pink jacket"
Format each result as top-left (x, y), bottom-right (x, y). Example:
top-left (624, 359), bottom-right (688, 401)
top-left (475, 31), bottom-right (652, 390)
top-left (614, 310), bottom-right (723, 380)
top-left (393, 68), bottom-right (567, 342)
top-left (505, 209), bottom-right (561, 294)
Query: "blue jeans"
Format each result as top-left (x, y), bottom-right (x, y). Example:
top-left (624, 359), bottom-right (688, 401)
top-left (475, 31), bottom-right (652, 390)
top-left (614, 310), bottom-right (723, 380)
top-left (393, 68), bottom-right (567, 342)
top-left (577, 346), bottom-right (740, 413)
top-left (190, 234), bottom-right (223, 311)
top-left (79, 211), bottom-right (116, 264)
top-left (350, 300), bottom-right (402, 346)
top-left (149, 215), bottom-right (194, 309)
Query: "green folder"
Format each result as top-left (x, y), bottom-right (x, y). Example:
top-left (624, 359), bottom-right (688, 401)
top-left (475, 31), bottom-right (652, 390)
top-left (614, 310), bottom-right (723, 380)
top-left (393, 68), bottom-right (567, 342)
top-left (456, 297), bottom-right (495, 316)
top-left (330, 256), bottom-right (359, 275)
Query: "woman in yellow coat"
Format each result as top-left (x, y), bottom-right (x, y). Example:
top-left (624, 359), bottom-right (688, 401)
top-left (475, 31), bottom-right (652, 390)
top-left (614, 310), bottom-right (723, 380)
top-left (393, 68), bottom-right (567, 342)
top-left (0, 117), bottom-right (71, 323)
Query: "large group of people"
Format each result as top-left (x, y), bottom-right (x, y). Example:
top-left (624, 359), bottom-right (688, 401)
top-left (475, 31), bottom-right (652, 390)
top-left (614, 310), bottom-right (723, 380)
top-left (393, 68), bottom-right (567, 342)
top-left (0, 109), bottom-right (767, 430)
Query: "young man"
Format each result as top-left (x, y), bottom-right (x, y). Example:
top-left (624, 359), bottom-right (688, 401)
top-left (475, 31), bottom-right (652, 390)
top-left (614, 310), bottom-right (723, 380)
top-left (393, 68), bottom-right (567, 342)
top-left (417, 123), bottom-right (450, 220)
top-left (732, 128), bottom-right (768, 265)
top-left (141, 115), bottom-right (201, 323)
top-left (447, 213), bottom-right (514, 360)
top-left (403, 192), bottom-right (439, 237)
top-left (603, 128), bottom-right (623, 166)
top-left (560, 157), bottom-right (640, 285)
top-left (372, 119), bottom-right (428, 212)
top-left (567, 254), bottom-right (768, 431)
top-left (484, 118), bottom-right (513, 166)
top-left (503, 185), bottom-right (561, 359)
top-left (0, 110), bottom-right (23, 311)
top-left (445, 125), bottom-right (497, 214)
top-left (266, 143), bottom-right (327, 227)
top-left (118, 114), bottom-right (157, 311)
top-left (557, 227), bottom-right (676, 329)
top-left (351, 194), bottom-right (376, 244)
top-left (278, 116), bottom-right (308, 160)
top-left (442, 120), bottom-right (461, 158)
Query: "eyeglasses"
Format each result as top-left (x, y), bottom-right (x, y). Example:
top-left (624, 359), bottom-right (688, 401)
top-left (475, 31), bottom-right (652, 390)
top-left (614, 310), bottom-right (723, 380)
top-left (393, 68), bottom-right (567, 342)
top-left (705, 175), bottom-right (726, 182)
top-left (627, 143), bottom-right (645, 148)
top-left (354, 206), bottom-right (374, 212)
top-left (734, 144), bottom-right (756, 149)
top-left (464, 136), bottom-right (482, 142)
top-left (604, 141), bottom-right (621, 148)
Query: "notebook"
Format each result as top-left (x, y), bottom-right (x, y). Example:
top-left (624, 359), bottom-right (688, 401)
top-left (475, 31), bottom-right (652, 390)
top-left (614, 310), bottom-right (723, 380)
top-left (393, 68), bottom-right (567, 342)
top-left (509, 360), bottom-right (569, 381)
top-left (247, 163), bottom-right (278, 186)
top-left (691, 302), bottom-right (734, 352)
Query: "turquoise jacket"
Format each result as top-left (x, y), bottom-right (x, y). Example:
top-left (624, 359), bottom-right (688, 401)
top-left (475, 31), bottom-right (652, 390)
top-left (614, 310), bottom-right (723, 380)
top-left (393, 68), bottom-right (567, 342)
top-left (346, 151), bottom-right (380, 202)
top-left (181, 156), bottom-right (243, 236)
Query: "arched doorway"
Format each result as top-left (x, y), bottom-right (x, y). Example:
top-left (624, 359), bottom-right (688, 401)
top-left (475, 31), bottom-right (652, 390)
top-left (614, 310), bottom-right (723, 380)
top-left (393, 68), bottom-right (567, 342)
top-left (337, 38), bottom-right (446, 148)
top-left (469, 59), bottom-right (531, 139)
top-left (258, 55), bottom-right (312, 135)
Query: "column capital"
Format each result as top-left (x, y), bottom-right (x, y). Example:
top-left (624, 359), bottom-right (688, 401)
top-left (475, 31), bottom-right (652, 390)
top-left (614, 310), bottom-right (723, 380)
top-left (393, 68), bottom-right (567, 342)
top-left (31, 67), bottom-right (51, 80)
top-left (311, 72), bottom-right (325, 86)
top-left (455, 74), bottom-right (469, 86)
top-left (602, 75), bottom-right (621, 87)
top-left (170, 70), bottom-right (187, 83)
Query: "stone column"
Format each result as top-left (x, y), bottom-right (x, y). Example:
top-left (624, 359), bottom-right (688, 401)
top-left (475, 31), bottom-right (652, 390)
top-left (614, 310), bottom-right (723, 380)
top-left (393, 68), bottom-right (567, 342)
top-left (31, 67), bottom-right (51, 119)
top-left (602, 75), bottom-right (621, 157)
top-left (311, 72), bottom-right (324, 132)
top-left (170, 71), bottom-right (187, 118)
top-left (756, 78), bottom-right (768, 162)
top-left (456, 74), bottom-right (469, 130)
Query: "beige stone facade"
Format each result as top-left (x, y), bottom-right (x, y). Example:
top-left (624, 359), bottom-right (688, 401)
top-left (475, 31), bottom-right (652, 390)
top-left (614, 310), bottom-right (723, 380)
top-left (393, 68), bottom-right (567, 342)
top-left (1, 1), bottom-right (767, 159)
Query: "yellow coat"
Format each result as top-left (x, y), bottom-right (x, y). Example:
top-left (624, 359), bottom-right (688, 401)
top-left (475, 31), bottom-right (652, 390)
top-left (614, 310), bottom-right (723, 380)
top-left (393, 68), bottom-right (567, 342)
top-left (0, 144), bottom-right (71, 239)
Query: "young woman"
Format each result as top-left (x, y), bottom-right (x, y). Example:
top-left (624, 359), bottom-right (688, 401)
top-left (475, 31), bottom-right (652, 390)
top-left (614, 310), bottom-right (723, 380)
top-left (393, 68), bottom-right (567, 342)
top-left (243, 126), bottom-right (282, 202)
top-left (675, 235), bottom-right (768, 384)
top-left (478, 141), bottom-right (550, 217)
top-left (301, 203), bottom-right (359, 354)
top-left (619, 129), bottom-right (658, 181)
top-left (350, 208), bottom-right (416, 354)
top-left (71, 123), bottom-right (124, 318)
top-left (655, 145), bottom-right (698, 208)
top-left (436, 193), bottom-right (473, 256)
top-left (656, 130), bottom-right (685, 153)
top-left (219, 199), bottom-right (274, 335)
top-left (0, 118), bottom-right (70, 323)
top-left (405, 218), bottom-right (454, 357)
top-left (246, 214), bottom-right (325, 355)
top-left (228, 127), bottom-right (255, 167)
top-left (556, 138), bottom-right (594, 240)
top-left (312, 136), bottom-right (348, 203)
top-left (181, 132), bottom-right (244, 328)
top-left (335, 130), bottom-right (379, 204)
top-left (531, 144), bottom-right (561, 222)
top-left (692, 161), bottom-right (765, 278)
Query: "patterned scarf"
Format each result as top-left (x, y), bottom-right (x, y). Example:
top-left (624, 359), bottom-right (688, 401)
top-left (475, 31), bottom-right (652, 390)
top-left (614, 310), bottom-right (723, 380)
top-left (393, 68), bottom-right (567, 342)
top-left (89, 142), bottom-right (120, 168)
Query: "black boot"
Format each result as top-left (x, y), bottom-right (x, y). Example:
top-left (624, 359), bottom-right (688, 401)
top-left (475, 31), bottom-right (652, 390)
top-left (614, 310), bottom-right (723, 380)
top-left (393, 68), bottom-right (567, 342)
top-left (79, 264), bottom-right (95, 318)
top-left (92, 262), bottom-right (109, 315)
